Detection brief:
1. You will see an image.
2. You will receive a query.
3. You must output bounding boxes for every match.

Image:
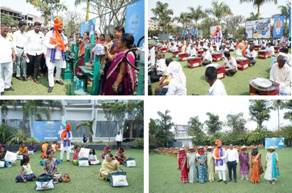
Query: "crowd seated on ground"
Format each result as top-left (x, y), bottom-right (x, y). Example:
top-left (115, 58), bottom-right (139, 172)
top-left (149, 36), bottom-right (291, 96)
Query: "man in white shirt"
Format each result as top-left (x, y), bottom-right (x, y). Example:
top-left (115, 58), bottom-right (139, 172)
top-left (44, 17), bottom-right (67, 93)
top-left (13, 21), bottom-right (27, 81)
top-left (202, 47), bottom-right (212, 65)
top-left (115, 131), bottom-right (123, 148)
top-left (224, 51), bottom-right (237, 76)
top-left (24, 21), bottom-right (44, 83)
top-left (245, 46), bottom-right (257, 65)
top-left (270, 55), bottom-right (292, 95)
top-left (205, 66), bottom-right (227, 96)
top-left (0, 24), bottom-right (16, 95)
top-left (226, 144), bottom-right (239, 182)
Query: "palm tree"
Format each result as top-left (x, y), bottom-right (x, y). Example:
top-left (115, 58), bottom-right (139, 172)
top-left (75, 0), bottom-right (91, 21)
top-left (174, 12), bottom-right (191, 31)
top-left (278, 3), bottom-right (291, 35)
top-left (151, 1), bottom-right (174, 32)
top-left (247, 12), bottom-right (260, 21)
top-left (271, 100), bottom-right (285, 134)
top-left (240, 0), bottom-right (278, 18)
top-left (207, 1), bottom-right (232, 24)
top-left (188, 6), bottom-right (207, 28)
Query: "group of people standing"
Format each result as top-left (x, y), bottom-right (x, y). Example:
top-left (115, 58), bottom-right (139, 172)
top-left (177, 139), bottom-right (280, 185)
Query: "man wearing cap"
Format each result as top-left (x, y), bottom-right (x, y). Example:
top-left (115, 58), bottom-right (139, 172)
top-left (213, 139), bottom-right (227, 184)
top-left (0, 24), bottom-right (16, 95)
top-left (13, 21), bottom-right (27, 81)
top-left (24, 21), bottom-right (44, 83)
top-left (226, 144), bottom-right (239, 182)
top-left (44, 17), bottom-right (67, 93)
top-left (60, 122), bottom-right (73, 161)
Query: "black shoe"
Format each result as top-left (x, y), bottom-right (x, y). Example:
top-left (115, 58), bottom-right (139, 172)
top-left (48, 87), bottom-right (53, 93)
top-left (4, 87), bottom-right (14, 91)
top-left (217, 179), bottom-right (223, 182)
top-left (16, 76), bottom-right (21, 80)
top-left (55, 80), bottom-right (64, 85)
top-left (22, 77), bottom-right (28, 81)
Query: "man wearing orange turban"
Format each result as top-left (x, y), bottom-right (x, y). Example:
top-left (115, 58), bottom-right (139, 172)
top-left (212, 139), bottom-right (227, 184)
top-left (60, 122), bottom-right (72, 161)
top-left (44, 17), bottom-right (68, 93)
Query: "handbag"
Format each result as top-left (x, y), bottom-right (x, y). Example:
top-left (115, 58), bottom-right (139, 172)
top-left (109, 171), bottom-right (128, 187)
top-left (35, 174), bottom-right (54, 191)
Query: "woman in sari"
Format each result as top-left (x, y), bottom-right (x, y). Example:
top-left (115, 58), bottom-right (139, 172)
top-left (207, 146), bottom-right (215, 182)
top-left (196, 146), bottom-right (208, 184)
top-left (75, 32), bottom-right (90, 76)
top-left (102, 33), bottom-right (136, 95)
top-left (239, 146), bottom-right (249, 181)
top-left (250, 147), bottom-right (263, 184)
top-left (44, 150), bottom-right (61, 183)
top-left (98, 153), bottom-right (120, 181)
top-left (264, 146), bottom-right (280, 184)
top-left (177, 148), bottom-right (188, 183)
top-left (187, 147), bottom-right (197, 183)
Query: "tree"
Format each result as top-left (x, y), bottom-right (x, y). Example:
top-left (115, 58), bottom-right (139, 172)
top-left (199, 17), bottom-right (217, 38)
top-left (75, 0), bottom-right (133, 33)
top-left (278, 3), bottom-right (291, 36)
top-left (249, 100), bottom-right (271, 130)
top-left (27, 0), bottom-right (67, 26)
top-left (151, 1), bottom-right (174, 32)
top-left (240, 0), bottom-right (277, 18)
top-left (224, 15), bottom-right (245, 38)
top-left (283, 100), bottom-right (292, 122)
top-left (64, 11), bottom-right (83, 37)
top-left (271, 100), bottom-right (285, 133)
top-left (188, 6), bottom-right (207, 28)
top-left (188, 116), bottom-right (206, 145)
top-left (149, 110), bottom-right (174, 147)
top-left (226, 113), bottom-right (247, 133)
top-left (207, 1), bottom-right (232, 24)
top-left (246, 12), bottom-right (260, 21)
top-left (205, 112), bottom-right (223, 135)
top-left (174, 12), bottom-right (191, 31)
top-left (0, 14), bottom-right (18, 27)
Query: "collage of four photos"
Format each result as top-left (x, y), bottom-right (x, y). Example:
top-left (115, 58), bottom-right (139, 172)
top-left (0, 0), bottom-right (291, 193)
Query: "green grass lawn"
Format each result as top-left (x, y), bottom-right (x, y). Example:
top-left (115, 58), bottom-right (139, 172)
top-left (151, 52), bottom-right (272, 95)
top-left (0, 149), bottom-right (143, 193)
top-left (150, 148), bottom-right (292, 193)
top-left (4, 76), bottom-right (66, 95)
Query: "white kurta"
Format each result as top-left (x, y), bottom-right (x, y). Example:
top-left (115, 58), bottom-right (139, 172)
top-left (213, 147), bottom-right (227, 171)
top-left (208, 79), bottom-right (227, 96)
top-left (270, 63), bottom-right (292, 95)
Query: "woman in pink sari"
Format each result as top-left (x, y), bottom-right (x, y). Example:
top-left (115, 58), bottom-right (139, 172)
top-left (177, 148), bottom-right (188, 183)
top-left (102, 33), bottom-right (136, 95)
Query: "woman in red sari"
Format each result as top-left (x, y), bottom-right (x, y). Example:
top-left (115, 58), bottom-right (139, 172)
top-left (102, 33), bottom-right (136, 95)
top-left (177, 148), bottom-right (188, 183)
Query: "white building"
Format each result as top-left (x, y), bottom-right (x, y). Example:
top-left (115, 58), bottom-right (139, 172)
top-left (0, 100), bottom-right (143, 142)
top-left (173, 125), bottom-right (193, 147)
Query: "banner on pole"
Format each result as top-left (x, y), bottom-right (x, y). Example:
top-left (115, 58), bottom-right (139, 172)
top-left (245, 18), bottom-right (271, 39)
top-left (265, 137), bottom-right (285, 149)
top-left (125, 0), bottom-right (145, 47)
top-left (272, 15), bottom-right (285, 39)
